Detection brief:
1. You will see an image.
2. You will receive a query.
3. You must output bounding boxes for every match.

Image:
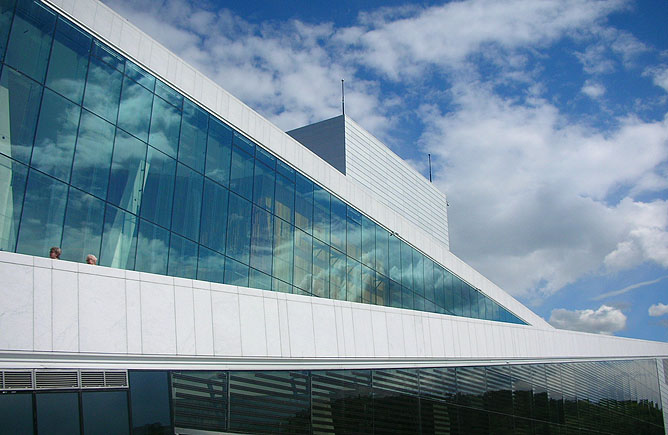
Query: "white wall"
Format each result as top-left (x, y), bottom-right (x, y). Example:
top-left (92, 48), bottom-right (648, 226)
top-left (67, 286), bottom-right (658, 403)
top-left (1, 252), bottom-right (667, 371)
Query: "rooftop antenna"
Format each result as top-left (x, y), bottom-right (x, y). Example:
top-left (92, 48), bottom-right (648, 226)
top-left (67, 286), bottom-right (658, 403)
top-left (428, 153), bottom-right (432, 182)
top-left (341, 79), bottom-right (345, 116)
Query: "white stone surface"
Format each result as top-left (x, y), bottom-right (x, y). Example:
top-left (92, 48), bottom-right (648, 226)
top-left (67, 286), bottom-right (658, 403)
top-left (238, 294), bottom-right (267, 357)
top-left (140, 282), bottom-right (176, 355)
top-left (79, 274), bottom-right (126, 353)
top-left (174, 286), bottom-right (196, 355)
top-left (52, 270), bottom-right (78, 352)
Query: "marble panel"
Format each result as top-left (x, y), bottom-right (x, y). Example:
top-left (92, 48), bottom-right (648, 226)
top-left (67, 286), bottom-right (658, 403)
top-left (338, 304), bottom-right (356, 357)
top-left (52, 270), bottom-right (78, 352)
top-left (276, 299), bottom-right (291, 356)
top-left (385, 312), bottom-right (405, 357)
top-left (286, 301), bottom-right (315, 358)
top-left (79, 274), bottom-right (126, 353)
top-left (126, 279), bottom-right (141, 353)
top-left (370, 310), bottom-right (389, 357)
top-left (429, 317), bottom-right (445, 357)
top-left (140, 282), bottom-right (176, 355)
top-left (414, 315), bottom-right (427, 357)
top-left (263, 297), bottom-right (282, 357)
top-left (238, 294), bottom-right (267, 357)
top-left (312, 303), bottom-right (338, 357)
top-left (0, 263), bottom-right (33, 350)
top-left (174, 286), bottom-right (196, 355)
top-left (401, 314), bottom-right (418, 357)
top-left (352, 308), bottom-right (374, 357)
top-left (211, 291), bottom-right (241, 356)
top-left (33, 266), bottom-right (52, 351)
top-left (193, 289), bottom-right (213, 355)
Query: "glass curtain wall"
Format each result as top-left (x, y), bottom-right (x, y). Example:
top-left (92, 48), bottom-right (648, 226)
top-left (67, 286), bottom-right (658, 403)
top-left (0, 0), bottom-right (524, 324)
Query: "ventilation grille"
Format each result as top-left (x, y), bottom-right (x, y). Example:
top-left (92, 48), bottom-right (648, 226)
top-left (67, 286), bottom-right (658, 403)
top-left (1, 370), bottom-right (127, 391)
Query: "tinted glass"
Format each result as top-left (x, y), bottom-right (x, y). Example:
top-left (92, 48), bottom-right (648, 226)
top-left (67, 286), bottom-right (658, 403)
top-left (346, 257), bottom-right (361, 302)
top-left (0, 155), bottom-right (28, 251)
top-left (31, 88), bottom-right (80, 182)
top-left (295, 172), bottom-right (313, 234)
top-left (46, 17), bottom-right (91, 104)
top-left (135, 219), bottom-right (169, 274)
top-left (229, 144), bottom-right (253, 200)
top-left (83, 55), bottom-right (122, 123)
top-left (197, 245), bottom-right (225, 284)
top-left (313, 185), bottom-right (330, 244)
top-left (330, 247), bottom-right (346, 300)
top-left (346, 211), bottom-right (361, 261)
top-left (129, 371), bottom-right (172, 433)
top-left (0, 393), bottom-right (33, 435)
top-left (273, 216), bottom-right (293, 285)
top-left (412, 249), bottom-right (424, 297)
top-left (60, 187), bottom-right (104, 262)
top-left (36, 392), bottom-right (80, 435)
top-left (199, 178), bottom-right (228, 254)
top-left (205, 118), bottom-right (232, 186)
top-left (125, 60), bottom-right (154, 91)
top-left (117, 75), bottom-right (153, 142)
top-left (388, 234), bottom-right (401, 282)
top-left (225, 256), bottom-right (249, 286)
top-left (100, 204), bottom-right (138, 269)
top-left (226, 193), bottom-right (251, 264)
top-left (70, 110), bottom-right (114, 199)
top-left (107, 129), bottom-right (146, 215)
top-left (362, 264), bottom-right (375, 304)
top-left (155, 79), bottom-right (182, 108)
top-left (149, 94), bottom-right (181, 158)
top-left (91, 40), bottom-right (124, 71)
top-left (389, 279), bottom-right (401, 308)
top-left (168, 233), bottom-right (198, 279)
top-left (5, 0), bottom-right (55, 83)
top-left (16, 169), bottom-right (67, 256)
top-left (0, 0), bottom-right (17, 62)
top-left (0, 66), bottom-right (43, 164)
top-left (250, 205), bottom-right (273, 275)
top-left (82, 391), bottom-right (130, 435)
top-left (294, 228), bottom-right (312, 293)
top-left (400, 240), bottom-right (412, 288)
top-left (171, 163), bottom-right (203, 241)
top-left (330, 196), bottom-right (346, 252)
top-left (274, 173), bottom-right (294, 223)
top-left (179, 99), bottom-right (208, 172)
top-left (252, 159), bottom-right (274, 212)
top-left (140, 147), bottom-right (175, 229)
top-left (312, 238), bottom-right (329, 298)
top-left (361, 216), bottom-right (375, 268)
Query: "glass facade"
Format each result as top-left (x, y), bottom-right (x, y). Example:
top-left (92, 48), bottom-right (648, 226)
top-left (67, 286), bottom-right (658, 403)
top-left (1, 359), bottom-right (662, 434)
top-left (0, 0), bottom-right (525, 324)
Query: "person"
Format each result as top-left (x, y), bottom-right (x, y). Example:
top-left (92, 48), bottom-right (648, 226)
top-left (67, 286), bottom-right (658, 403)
top-left (49, 247), bottom-right (61, 259)
top-left (85, 254), bottom-right (97, 265)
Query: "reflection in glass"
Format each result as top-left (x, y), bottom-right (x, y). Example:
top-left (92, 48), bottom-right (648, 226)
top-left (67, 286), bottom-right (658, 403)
top-left (388, 235), bottom-right (401, 282)
top-left (205, 117), bottom-right (232, 186)
top-left (0, 393), bottom-right (33, 435)
top-left (129, 371), bottom-right (172, 434)
top-left (125, 60), bottom-right (155, 91)
top-left (330, 247), bottom-right (346, 301)
top-left (330, 196), bottom-right (346, 253)
top-left (82, 391), bottom-right (130, 435)
top-left (229, 144), bottom-right (254, 200)
top-left (294, 228), bottom-right (312, 293)
top-left (4, 0), bottom-right (55, 83)
top-left (361, 216), bottom-right (375, 268)
top-left (312, 238), bottom-right (329, 298)
top-left (0, 0), bottom-right (17, 62)
top-left (70, 110), bottom-right (114, 199)
top-left (179, 99), bottom-right (208, 173)
top-left (171, 163), bottom-right (202, 241)
top-left (117, 75), bottom-right (153, 142)
top-left (91, 40), bottom-right (124, 71)
top-left (136, 219), bottom-right (170, 274)
top-left (346, 211), bottom-right (361, 262)
top-left (389, 279), bottom-right (401, 308)
top-left (376, 273), bottom-right (388, 306)
top-left (31, 88), bottom-right (80, 182)
top-left (273, 216), bottom-right (293, 285)
top-left (253, 159), bottom-right (274, 212)
top-left (313, 185), bottom-right (330, 244)
top-left (60, 187), bottom-right (104, 262)
top-left (424, 259), bottom-right (434, 302)
top-left (168, 233), bottom-right (197, 279)
top-left (400, 241), bottom-right (412, 288)
top-left (412, 248), bottom-right (424, 297)
top-left (0, 66), bottom-right (43, 164)
top-left (36, 392), bottom-right (80, 435)
top-left (0, 155), bottom-right (27, 251)
top-left (295, 172), bottom-right (313, 234)
top-left (275, 173), bottom-right (294, 223)
top-left (100, 204), bottom-right (138, 269)
top-left (197, 245), bottom-right (225, 284)
top-left (83, 56), bottom-right (122, 123)
top-left (140, 147), bottom-right (175, 229)
top-left (362, 264), bottom-right (375, 304)
top-left (17, 169), bottom-right (67, 256)
top-left (249, 268), bottom-right (272, 291)
top-left (346, 257), bottom-right (361, 302)
top-left (225, 256), bottom-right (249, 286)
top-left (155, 79), bottom-right (182, 108)
top-left (107, 129), bottom-right (146, 215)
top-left (46, 17), bottom-right (91, 104)
top-left (226, 193), bottom-right (251, 264)
top-left (149, 95), bottom-right (181, 158)
top-left (250, 205), bottom-right (273, 275)
top-left (199, 179), bottom-right (228, 254)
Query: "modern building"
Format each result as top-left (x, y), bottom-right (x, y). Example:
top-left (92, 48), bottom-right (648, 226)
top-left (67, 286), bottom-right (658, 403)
top-left (0, 0), bottom-right (667, 433)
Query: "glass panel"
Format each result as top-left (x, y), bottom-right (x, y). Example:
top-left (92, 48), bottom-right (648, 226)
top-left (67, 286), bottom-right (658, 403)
top-left (346, 209), bottom-right (361, 261)
top-left (452, 278), bottom-right (463, 316)
top-left (0, 0), bottom-right (17, 62)
top-left (46, 17), bottom-right (91, 104)
top-left (70, 110), bottom-right (114, 199)
top-left (250, 205), bottom-right (273, 275)
top-left (470, 288), bottom-right (480, 318)
top-left (229, 144), bottom-right (254, 200)
top-left (346, 257), bottom-right (361, 302)
top-left (233, 131), bottom-right (254, 155)
top-left (136, 219), bottom-right (169, 274)
top-left (313, 185), bottom-right (330, 244)
top-left (444, 270), bottom-right (455, 314)
top-left (82, 391), bottom-right (130, 435)
top-left (179, 99), bottom-right (208, 173)
top-left (100, 204), bottom-right (138, 269)
top-left (295, 172), bottom-right (313, 234)
top-left (434, 266), bottom-right (445, 311)
top-left (249, 268), bottom-right (271, 290)
top-left (402, 286), bottom-right (413, 309)
top-left (424, 258), bottom-right (434, 302)
top-left (107, 129), bottom-right (147, 215)
top-left (125, 60), bottom-right (154, 91)
top-left (312, 238), bottom-right (329, 298)
top-left (60, 187), bottom-right (104, 262)
top-left (330, 195), bottom-right (346, 252)
top-left (155, 79), bottom-right (182, 109)
top-left (389, 279), bottom-right (401, 308)
top-left (252, 159), bottom-right (274, 212)
top-left (4, 0), bottom-right (55, 83)
top-left (17, 170), bottom-right (67, 257)
top-left (225, 256), bottom-right (249, 286)
top-left (0, 154), bottom-right (27, 251)
top-left (199, 178), bottom-right (228, 254)
top-left (361, 216), bottom-right (375, 269)
top-left (330, 247), bottom-right (346, 301)
top-left (276, 159), bottom-right (295, 181)
top-left (412, 249), bottom-right (424, 298)
top-left (0, 66), bottom-right (43, 164)
top-left (388, 234), bottom-right (401, 282)
top-left (148, 94), bottom-right (181, 158)
top-left (272, 216), bottom-right (293, 285)
top-left (172, 371), bottom-right (227, 432)
top-left (362, 264), bottom-right (375, 304)
top-left (171, 163), bottom-right (203, 241)
top-left (205, 117), bottom-right (232, 186)
top-left (294, 228), bottom-right (312, 293)
top-left (197, 245), bottom-right (225, 284)
top-left (275, 172), bottom-right (294, 223)
top-left (226, 192), bottom-right (251, 264)
top-left (36, 392), bottom-right (80, 435)
top-left (83, 55), bottom-right (122, 123)
top-left (129, 371), bottom-right (172, 434)
top-left (140, 147), bottom-right (175, 229)
top-left (168, 233), bottom-right (197, 279)
top-left (0, 393), bottom-right (33, 435)
top-left (91, 40), bottom-right (124, 71)
top-left (375, 273), bottom-right (388, 306)
top-left (375, 225), bottom-right (388, 276)
top-left (31, 88), bottom-right (80, 182)
top-left (400, 240), bottom-right (412, 288)
top-left (272, 277), bottom-right (291, 293)
top-left (255, 146), bottom-right (275, 168)
top-left (117, 75), bottom-right (153, 142)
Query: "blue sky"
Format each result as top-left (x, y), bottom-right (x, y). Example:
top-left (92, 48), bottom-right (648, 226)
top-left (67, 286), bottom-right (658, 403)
top-left (103, 0), bottom-right (668, 341)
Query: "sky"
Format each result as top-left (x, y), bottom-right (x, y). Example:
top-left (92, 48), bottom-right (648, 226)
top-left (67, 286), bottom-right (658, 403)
top-left (102, 0), bottom-right (668, 341)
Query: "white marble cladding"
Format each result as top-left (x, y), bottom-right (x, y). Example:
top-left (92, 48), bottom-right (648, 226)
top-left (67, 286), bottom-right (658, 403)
top-left (1, 252), bottom-right (668, 370)
top-left (42, 0), bottom-right (547, 327)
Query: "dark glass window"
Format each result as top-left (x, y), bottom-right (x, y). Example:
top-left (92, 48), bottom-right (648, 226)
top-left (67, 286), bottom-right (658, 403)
top-left (204, 117), bottom-right (232, 186)
top-left (129, 371), bottom-right (172, 434)
top-left (148, 94), bottom-right (181, 158)
top-left (107, 129), bottom-right (147, 215)
top-left (140, 147), bottom-right (175, 229)
top-left (179, 99), bottom-right (208, 173)
top-left (117, 75), bottom-right (153, 142)
top-left (294, 172), bottom-right (313, 234)
top-left (197, 245), bottom-right (225, 284)
top-left (91, 40), bottom-right (124, 71)
top-left (83, 55), bottom-right (122, 123)
top-left (135, 219), bottom-right (170, 274)
top-left (0, 66), bottom-right (43, 164)
top-left (229, 144), bottom-right (254, 200)
top-left (36, 391), bottom-right (80, 435)
top-left (424, 258), bottom-right (434, 302)
top-left (226, 192), bottom-right (252, 264)
top-left (0, 155), bottom-right (28, 252)
top-left (389, 279), bottom-right (402, 308)
top-left (171, 163), bottom-right (203, 241)
top-left (249, 268), bottom-right (272, 290)
top-left (82, 391), bottom-right (130, 435)
top-left (4, 0), bottom-right (55, 83)
top-left (100, 203), bottom-right (138, 269)
top-left (401, 285), bottom-right (413, 309)
top-left (250, 205), bottom-right (273, 275)
top-left (0, 0), bottom-right (17, 62)
top-left (0, 392), bottom-right (33, 435)
top-left (375, 225), bottom-right (389, 276)
top-left (16, 169), bottom-right (67, 256)
top-left (252, 159), bottom-right (274, 212)
top-left (168, 233), bottom-right (198, 279)
top-left (31, 88), bottom-right (81, 182)
top-left (70, 110), bottom-right (115, 199)
top-left (172, 371), bottom-right (227, 432)
top-left (199, 178), bottom-right (228, 254)
top-left (46, 17), bottom-right (91, 104)
top-left (60, 187), bottom-right (104, 262)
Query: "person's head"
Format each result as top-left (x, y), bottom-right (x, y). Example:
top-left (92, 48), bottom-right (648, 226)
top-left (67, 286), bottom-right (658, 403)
top-left (49, 247), bottom-right (61, 259)
top-left (85, 254), bottom-right (97, 265)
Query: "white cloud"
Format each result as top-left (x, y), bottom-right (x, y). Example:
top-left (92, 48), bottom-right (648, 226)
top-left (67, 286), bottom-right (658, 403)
top-left (649, 302), bottom-right (668, 317)
top-left (549, 305), bottom-right (627, 334)
top-left (593, 275), bottom-right (668, 300)
top-left (581, 81), bottom-right (606, 98)
top-left (645, 66), bottom-right (668, 93)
